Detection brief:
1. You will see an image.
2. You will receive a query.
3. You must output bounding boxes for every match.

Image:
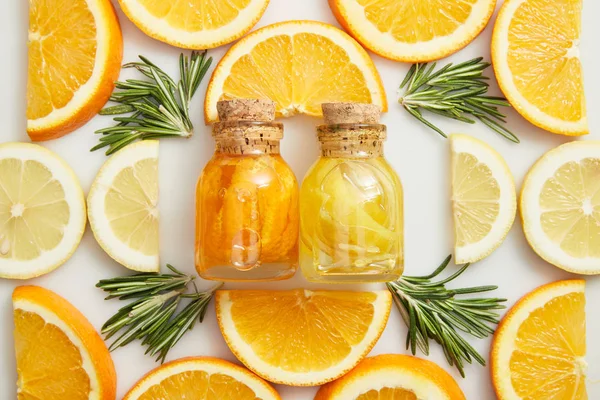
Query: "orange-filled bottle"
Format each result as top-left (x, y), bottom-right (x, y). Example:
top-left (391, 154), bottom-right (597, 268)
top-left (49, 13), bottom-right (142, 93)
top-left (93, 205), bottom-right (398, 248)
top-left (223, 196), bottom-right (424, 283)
top-left (195, 99), bottom-right (298, 281)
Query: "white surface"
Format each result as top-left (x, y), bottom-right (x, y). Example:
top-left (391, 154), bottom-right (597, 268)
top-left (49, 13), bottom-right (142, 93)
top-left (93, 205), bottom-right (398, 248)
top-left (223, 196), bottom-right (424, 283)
top-left (0, 0), bottom-right (599, 399)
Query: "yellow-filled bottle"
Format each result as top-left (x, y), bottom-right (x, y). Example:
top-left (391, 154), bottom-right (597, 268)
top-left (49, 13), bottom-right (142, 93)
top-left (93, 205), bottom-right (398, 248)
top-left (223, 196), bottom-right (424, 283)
top-left (300, 103), bottom-right (403, 283)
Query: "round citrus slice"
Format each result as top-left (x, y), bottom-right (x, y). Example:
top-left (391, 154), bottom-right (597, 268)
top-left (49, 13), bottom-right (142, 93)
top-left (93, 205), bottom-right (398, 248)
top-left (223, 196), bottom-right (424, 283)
top-left (88, 140), bottom-right (159, 272)
top-left (491, 280), bottom-right (587, 399)
top-left (215, 289), bottom-right (391, 386)
top-left (451, 134), bottom-right (516, 264)
top-left (13, 285), bottom-right (116, 399)
top-left (123, 357), bottom-right (280, 400)
top-left (27, 0), bottom-right (123, 141)
top-left (204, 20), bottom-right (386, 123)
top-left (0, 143), bottom-right (86, 279)
top-left (315, 354), bottom-right (465, 400)
top-left (329, 0), bottom-right (496, 62)
top-left (117, 0), bottom-right (270, 49)
top-left (521, 141), bottom-right (600, 274)
top-left (492, 0), bottom-right (587, 135)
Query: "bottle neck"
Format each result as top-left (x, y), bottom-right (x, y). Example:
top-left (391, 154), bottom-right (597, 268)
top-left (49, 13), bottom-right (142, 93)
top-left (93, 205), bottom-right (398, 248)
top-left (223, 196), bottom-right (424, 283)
top-left (317, 123), bottom-right (386, 159)
top-left (213, 121), bottom-right (283, 155)
top-left (215, 138), bottom-right (280, 155)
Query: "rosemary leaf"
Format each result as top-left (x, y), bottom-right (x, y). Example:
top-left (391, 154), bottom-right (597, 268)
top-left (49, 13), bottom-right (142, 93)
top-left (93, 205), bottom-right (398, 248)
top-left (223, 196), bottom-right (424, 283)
top-left (386, 255), bottom-right (506, 377)
top-left (398, 58), bottom-right (519, 143)
top-left (97, 265), bottom-right (222, 363)
top-left (92, 51), bottom-right (213, 155)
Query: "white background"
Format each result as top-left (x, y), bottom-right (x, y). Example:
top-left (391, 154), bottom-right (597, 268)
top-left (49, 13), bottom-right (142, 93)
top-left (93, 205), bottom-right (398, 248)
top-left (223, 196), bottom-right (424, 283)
top-left (1, 0), bottom-right (599, 399)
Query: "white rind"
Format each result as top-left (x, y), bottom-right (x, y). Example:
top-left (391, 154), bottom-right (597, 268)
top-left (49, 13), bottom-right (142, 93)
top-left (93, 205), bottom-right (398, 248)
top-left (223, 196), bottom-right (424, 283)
top-left (492, 280), bottom-right (585, 399)
top-left (87, 140), bottom-right (159, 272)
top-left (331, 367), bottom-right (451, 399)
top-left (27, 0), bottom-right (112, 130)
top-left (205, 21), bottom-right (386, 122)
top-left (492, 0), bottom-right (587, 135)
top-left (0, 143), bottom-right (86, 278)
top-left (335, 0), bottom-right (495, 61)
top-left (216, 290), bottom-right (391, 386)
top-left (451, 135), bottom-right (516, 263)
top-left (119, 0), bottom-right (269, 48)
top-left (521, 141), bottom-right (600, 274)
top-left (124, 359), bottom-right (279, 399)
top-left (13, 298), bottom-right (101, 400)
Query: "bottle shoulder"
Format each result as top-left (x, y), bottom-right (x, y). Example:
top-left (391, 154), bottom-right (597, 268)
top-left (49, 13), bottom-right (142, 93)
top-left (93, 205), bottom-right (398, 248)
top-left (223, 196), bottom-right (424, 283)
top-left (302, 157), bottom-right (402, 188)
top-left (199, 154), bottom-right (297, 189)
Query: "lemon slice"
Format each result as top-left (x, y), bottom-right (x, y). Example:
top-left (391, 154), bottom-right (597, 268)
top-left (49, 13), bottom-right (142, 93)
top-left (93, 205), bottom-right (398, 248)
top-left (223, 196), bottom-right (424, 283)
top-left (88, 140), bottom-right (159, 272)
top-left (315, 354), bottom-right (465, 400)
top-left (451, 135), bottom-right (516, 264)
top-left (13, 285), bottom-right (116, 399)
top-left (521, 141), bottom-right (600, 274)
top-left (215, 289), bottom-right (391, 386)
top-left (492, 0), bottom-right (587, 135)
top-left (491, 280), bottom-right (586, 399)
top-left (0, 143), bottom-right (86, 279)
top-left (123, 357), bottom-right (280, 400)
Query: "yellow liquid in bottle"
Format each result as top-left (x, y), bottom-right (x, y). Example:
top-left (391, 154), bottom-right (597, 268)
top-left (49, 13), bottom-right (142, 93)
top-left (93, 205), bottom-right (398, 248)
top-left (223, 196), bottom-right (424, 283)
top-left (300, 156), bottom-right (403, 282)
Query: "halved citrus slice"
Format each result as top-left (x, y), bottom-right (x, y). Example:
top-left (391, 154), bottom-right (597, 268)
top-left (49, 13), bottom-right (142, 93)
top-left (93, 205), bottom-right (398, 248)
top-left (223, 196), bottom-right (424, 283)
top-left (123, 357), bottom-right (280, 400)
top-left (117, 0), bottom-right (270, 49)
top-left (204, 20), bottom-right (386, 123)
top-left (521, 141), bottom-right (600, 274)
top-left (0, 143), bottom-right (86, 279)
top-left (315, 354), bottom-right (465, 400)
top-left (492, 0), bottom-right (587, 135)
top-left (27, 0), bottom-right (123, 141)
top-left (329, 0), bottom-right (496, 62)
top-left (491, 280), bottom-right (587, 399)
top-left (13, 285), bottom-right (116, 399)
top-left (451, 134), bottom-right (516, 264)
top-left (215, 289), bottom-right (391, 386)
top-left (88, 140), bottom-right (159, 272)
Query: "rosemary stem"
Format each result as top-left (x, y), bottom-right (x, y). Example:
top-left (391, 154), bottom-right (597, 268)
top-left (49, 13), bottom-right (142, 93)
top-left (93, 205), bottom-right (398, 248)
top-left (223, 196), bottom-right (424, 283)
top-left (97, 265), bottom-right (221, 363)
top-left (398, 58), bottom-right (518, 143)
top-left (387, 255), bottom-right (506, 377)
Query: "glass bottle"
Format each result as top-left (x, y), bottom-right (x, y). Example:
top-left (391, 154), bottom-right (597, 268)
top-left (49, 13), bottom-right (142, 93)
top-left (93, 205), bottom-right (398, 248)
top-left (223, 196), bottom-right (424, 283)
top-left (195, 99), bottom-right (298, 281)
top-left (300, 103), bottom-right (403, 283)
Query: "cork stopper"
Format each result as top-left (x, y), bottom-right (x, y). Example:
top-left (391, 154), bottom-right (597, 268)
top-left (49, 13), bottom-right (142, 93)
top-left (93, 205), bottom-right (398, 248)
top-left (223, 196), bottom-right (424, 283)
top-left (213, 99), bottom-right (282, 155)
top-left (321, 102), bottom-right (381, 125)
top-left (318, 102), bottom-right (385, 158)
top-left (217, 99), bottom-right (276, 122)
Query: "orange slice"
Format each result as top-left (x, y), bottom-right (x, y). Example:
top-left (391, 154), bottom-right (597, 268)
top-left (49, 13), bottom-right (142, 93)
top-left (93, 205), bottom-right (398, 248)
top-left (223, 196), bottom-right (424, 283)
top-left (204, 20), bottom-right (386, 123)
top-left (123, 357), bottom-right (280, 400)
top-left (492, 0), bottom-right (587, 135)
top-left (117, 0), bottom-right (270, 49)
top-left (27, 0), bottom-right (123, 141)
top-left (329, 0), bottom-right (496, 62)
top-left (491, 280), bottom-right (587, 399)
top-left (13, 285), bottom-right (116, 399)
top-left (215, 289), bottom-right (391, 386)
top-left (315, 354), bottom-right (465, 400)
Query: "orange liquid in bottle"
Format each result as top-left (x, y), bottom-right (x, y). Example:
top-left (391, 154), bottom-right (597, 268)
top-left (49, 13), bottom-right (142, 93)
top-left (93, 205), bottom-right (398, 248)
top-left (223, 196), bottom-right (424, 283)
top-left (195, 99), bottom-right (298, 281)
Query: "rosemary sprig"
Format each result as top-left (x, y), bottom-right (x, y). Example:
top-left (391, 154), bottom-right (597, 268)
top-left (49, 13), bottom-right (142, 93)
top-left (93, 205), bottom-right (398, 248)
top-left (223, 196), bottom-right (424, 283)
top-left (97, 264), bottom-right (222, 363)
top-left (386, 255), bottom-right (506, 377)
top-left (399, 57), bottom-right (519, 143)
top-left (92, 51), bottom-right (213, 155)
